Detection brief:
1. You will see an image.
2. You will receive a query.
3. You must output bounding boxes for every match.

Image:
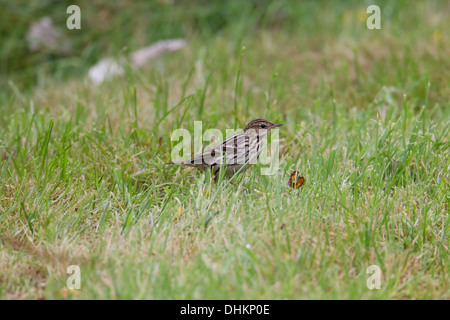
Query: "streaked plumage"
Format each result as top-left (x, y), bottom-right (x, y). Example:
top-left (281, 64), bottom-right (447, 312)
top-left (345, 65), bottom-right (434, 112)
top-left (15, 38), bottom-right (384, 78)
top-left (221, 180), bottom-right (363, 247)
top-left (166, 119), bottom-right (283, 187)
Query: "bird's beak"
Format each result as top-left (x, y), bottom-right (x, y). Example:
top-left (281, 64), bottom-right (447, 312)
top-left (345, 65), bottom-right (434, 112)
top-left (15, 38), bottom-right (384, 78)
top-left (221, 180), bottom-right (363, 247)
top-left (271, 123), bottom-right (283, 128)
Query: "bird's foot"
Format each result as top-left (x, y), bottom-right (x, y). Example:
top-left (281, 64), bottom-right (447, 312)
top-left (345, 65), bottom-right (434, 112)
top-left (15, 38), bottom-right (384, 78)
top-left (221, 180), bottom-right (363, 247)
top-left (230, 180), bottom-right (251, 193)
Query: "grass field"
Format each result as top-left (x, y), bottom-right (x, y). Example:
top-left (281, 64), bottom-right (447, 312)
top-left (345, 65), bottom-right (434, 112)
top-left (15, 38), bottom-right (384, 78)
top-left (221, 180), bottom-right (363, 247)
top-left (0, 1), bottom-right (449, 299)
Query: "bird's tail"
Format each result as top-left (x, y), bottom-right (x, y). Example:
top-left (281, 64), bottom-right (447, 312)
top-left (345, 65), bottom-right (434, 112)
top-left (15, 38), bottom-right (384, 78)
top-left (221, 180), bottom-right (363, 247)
top-left (165, 159), bottom-right (201, 167)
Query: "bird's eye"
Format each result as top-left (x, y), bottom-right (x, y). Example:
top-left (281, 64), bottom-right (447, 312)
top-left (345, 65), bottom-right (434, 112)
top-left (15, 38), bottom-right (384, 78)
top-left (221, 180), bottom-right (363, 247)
top-left (260, 124), bottom-right (266, 128)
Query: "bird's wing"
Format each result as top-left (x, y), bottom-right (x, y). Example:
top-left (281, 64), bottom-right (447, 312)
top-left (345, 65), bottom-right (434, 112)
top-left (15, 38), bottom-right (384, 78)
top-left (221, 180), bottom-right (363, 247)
top-left (169, 132), bottom-right (254, 167)
top-left (220, 132), bottom-right (251, 165)
top-left (184, 144), bottom-right (223, 167)
top-left (180, 132), bottom-right (248, 166)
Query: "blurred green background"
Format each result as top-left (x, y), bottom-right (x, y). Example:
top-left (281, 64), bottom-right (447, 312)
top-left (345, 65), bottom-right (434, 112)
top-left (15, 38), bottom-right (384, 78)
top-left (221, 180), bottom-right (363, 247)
top-left (2, 0), bottom-right (447, 104)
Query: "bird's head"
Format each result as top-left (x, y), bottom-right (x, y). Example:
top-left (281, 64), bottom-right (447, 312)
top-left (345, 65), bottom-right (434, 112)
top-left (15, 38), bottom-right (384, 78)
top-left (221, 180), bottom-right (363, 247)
top-left (244, 119), bottom-right (283, 135)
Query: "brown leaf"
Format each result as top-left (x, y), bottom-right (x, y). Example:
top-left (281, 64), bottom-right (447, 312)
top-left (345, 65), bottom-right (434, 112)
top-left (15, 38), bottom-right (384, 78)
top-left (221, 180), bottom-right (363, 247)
top-left (288, 171), bottom-right (305, 189)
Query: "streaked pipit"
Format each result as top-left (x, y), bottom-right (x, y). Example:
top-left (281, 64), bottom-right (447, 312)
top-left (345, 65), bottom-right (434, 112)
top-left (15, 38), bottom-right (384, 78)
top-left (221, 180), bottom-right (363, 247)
top-left (166, 119), bottom-right (283, 191)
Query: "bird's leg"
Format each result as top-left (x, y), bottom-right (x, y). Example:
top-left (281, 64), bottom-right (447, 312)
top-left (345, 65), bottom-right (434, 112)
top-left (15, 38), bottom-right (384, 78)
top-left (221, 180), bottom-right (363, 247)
top-left (230, 180), bottom-right (251, 193)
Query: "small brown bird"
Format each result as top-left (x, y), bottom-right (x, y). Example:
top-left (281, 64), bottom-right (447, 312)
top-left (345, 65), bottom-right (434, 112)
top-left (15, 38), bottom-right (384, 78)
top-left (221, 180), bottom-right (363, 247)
top-left (166, 119), bottom-right (283, 190)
